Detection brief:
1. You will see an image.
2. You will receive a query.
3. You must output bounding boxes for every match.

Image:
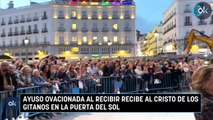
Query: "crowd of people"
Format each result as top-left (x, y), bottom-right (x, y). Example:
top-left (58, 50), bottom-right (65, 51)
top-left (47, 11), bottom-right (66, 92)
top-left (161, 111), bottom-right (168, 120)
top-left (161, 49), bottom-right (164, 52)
top-left (0, 56), bottom-right (210, 120)
top-left (0, 56), bottom-right (209, 92)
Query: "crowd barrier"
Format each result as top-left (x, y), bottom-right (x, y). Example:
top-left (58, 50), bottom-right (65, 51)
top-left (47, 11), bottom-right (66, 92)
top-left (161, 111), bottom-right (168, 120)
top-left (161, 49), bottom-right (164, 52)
top-left (0, 73), bottom-right (191, 120)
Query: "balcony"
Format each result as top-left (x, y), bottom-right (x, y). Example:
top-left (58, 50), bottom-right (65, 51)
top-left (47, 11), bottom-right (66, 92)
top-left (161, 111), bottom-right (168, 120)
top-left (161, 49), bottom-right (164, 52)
top-left (1, 33), bottom-right (6, 37)
top-left (42, 28), bottom-right (48, 33)
top-left (102, 15), bottom-right (108, 19)
top-left (26, 18), bottom-right (32, 22)
top-left (199, 21), bottom-right (207, 25)
top-left (124, 27), bottom-right (131, 31)
top-left (26, 30), bottom-right (32, 34)
top-left (1, 22), bottom-right (5, 26)
top-left (33, 17), bottom-right (39, 21)
top-left (184, 9), bottom-right (191, 13)
top-left (102, 28), bottom-right (109, 32)
top-left (58, 27), bottom-right (66, 32)
top-left (92, 28), bottom-right (99, 32)
top-left (92, 15), bottom-right (98, 19)
top-left (8, 32), bottom-right (13, 36)
top-left (81, 28), bottom-right (88, 32)
top-left (112, 29), bottom-right (119, 32)
top-left (42, 15), bottom-right (48, 20)
top-left (184, 22), bottom-right (192, 26)
top-left (58, 15), bottom-right (65, 19)
top-left (163, 12), bottom-right (176, 25)
top-left (112, 15), bottom-right (119, 19)
top-left (71, 29), bottom-right (78, 32)
top-left (33, 29), bottom-right (39, 34)
top-left (14, 20), bottom-right (19, 24)
top-left (20, 30), bottom-right (25, 35)
top-left (82, 15), bottom-right (88, 19)
top-left (124, 14), bottom-right (131, 19)
top-left (8, 21), bottom-right (13, 25)
top-left (20, 19), bottom-right (25, 23)
top-left (70, 16), bottom-right (77, 19)
top-left (14, 31), bottom-right (19, 36)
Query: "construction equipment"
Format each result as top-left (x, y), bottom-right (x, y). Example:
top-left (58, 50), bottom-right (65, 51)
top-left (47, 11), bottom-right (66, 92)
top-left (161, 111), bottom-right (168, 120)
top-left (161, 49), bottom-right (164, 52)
top-left (184, 29), bottom-right (213, 54)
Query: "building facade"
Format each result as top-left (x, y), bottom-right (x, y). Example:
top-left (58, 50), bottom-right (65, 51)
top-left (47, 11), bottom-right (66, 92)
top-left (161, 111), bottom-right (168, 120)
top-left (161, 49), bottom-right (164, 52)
top-left (0, 0), bottom-right (136, 60)
top-left (163, 0), bottom-right (213, 55)
top-left (142, 24), bottom-right (163, 56)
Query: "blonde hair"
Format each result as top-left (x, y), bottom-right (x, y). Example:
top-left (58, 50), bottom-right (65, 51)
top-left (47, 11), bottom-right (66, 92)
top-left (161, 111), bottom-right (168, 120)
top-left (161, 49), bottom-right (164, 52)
top-left (191, 66), bottom-right (213, 92)
top-left (21, 65), bottom-right (32, 73)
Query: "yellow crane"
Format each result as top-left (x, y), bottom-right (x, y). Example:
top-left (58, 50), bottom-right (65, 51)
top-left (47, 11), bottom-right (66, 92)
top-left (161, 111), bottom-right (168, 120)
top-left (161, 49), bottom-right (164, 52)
top-left (184, 29), bottom-right (213, 54)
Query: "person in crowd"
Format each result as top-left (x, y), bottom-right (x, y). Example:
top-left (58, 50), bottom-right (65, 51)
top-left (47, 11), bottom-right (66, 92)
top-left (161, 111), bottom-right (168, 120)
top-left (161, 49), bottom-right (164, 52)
top-left (135, 65), bottom-right (143, 92)
top-left (32, 69), bottom-right (51, 87)
top-left (40, 64), bottom-right (51, 82)
top-left (49, 65), bottom-right (60, 93)
top-left (57, 66), bottom-right (69, 93)
top-left (16, 65), bottom-right (33, 88)
top-left (66, 65), bottom-right (77, 79)
top-left (142, 64), bottom-right (150, 92)
top-left (191, 66), bottom-right (213, 120)
top-left (92, 73), bottom-right (102, 93)
top-left (0, 62), bottom-right (17, 120)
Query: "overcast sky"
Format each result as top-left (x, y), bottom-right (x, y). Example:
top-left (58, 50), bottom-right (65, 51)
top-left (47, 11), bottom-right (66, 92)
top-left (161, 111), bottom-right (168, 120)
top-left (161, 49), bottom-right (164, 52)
top-left (0, 0), bottom-right (173, 33)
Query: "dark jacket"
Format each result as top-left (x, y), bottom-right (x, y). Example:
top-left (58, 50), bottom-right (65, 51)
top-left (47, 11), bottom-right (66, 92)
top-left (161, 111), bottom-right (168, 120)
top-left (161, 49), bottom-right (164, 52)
top-left (0, 72), bottom-right (17, 91)
top-left (195, 92), bottom-right (213, 120)
top-left (103, 65), bottom-right (114, 76)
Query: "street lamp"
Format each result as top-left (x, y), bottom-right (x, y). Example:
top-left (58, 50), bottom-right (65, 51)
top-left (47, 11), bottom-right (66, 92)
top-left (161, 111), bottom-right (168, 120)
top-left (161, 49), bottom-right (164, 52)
top-left (107, 40), bottom-right (112, 58)
top-left (154, 30), bottom-right (159, 55)
top-left (24, 37), bottom-right (29, 64)
top-left (154, 30), bottom-right (159, 37)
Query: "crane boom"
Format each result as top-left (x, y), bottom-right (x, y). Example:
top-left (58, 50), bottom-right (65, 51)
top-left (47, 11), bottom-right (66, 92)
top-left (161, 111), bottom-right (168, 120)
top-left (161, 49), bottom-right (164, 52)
top-left (184, 29), bottom-right (213, 54)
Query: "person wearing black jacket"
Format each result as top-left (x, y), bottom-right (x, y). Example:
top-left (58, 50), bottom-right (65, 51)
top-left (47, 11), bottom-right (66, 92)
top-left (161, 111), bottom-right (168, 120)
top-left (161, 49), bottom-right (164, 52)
top-left (0, 62), bottom-right (17, 120)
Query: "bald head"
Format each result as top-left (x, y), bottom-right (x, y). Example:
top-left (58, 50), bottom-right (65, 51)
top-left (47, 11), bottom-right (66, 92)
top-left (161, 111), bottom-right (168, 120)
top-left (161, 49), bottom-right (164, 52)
top-left (1, 61), bottom-right (9, 72)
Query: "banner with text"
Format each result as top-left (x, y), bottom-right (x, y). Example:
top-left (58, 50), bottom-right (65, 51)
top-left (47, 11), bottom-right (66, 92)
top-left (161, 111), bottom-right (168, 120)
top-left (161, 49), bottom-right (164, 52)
top-left (20, 94), bottom-right (201, 112)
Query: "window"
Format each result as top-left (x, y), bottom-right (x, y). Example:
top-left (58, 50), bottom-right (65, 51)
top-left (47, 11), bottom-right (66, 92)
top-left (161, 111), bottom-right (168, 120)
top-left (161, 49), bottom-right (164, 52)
top-left (15, 40), bottom-right (18, 45)
top-left (35, 36), bottom-right (38, 44)
top-left (83, 22), bottom-right (87, 28)
top-left (103, 11), bottom-right (107, 17)
top-left (185, 4), bottom-right (190, 9)
top-left (21, 26), bottom-right (24, 31)
top-left (28, 25), bottom-right (31, 31)
top-left (34, 24), bottom-right (38, 29)
top-left (125, 22), bottom-right (130, 27)
top-left (9, 28), bottom-right (12, 32)
top-left (72, 11), bottom-right (77, 17)
top-left (43, 23), bottom-right (47, 28)
top-left (103, 23), bottom-right (107, 28)
top-left (184, 16), bottom-right (191, 25)
top-left (93, 23), bottom-right (97, 29)
top-left (72, 36), bottom-right (77, 42)
top-left (113, 36), bottom-right (118, 42)
top-left (83, 36), bottom-right (87, 43)
top-left (21, 15), bottom-right (24, 19)
top-left (59, 36), bottom-right (64, 44)
top-left (113, 24), bottom-right (118, 30)
top-left (44, 37), bottom-right (47, 43)
top-left (59, 10), bottom-right (64, 15)
top-left (59, 22), bottom-right (64, 28)
top-left (125, 36), bottom-right (130, 43)
top-left (10, 40), bottom-right (12, 46)
top-left (15, 27), bottom-right (18, 32)
top-left (103, 36), bottom-right (108, 42)
top-left (72, 24), bottom-right (77, 30)
top-left (3, 40), bottom-right (5, 46)
top-left (93, 36), bottom-right (98, 42)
